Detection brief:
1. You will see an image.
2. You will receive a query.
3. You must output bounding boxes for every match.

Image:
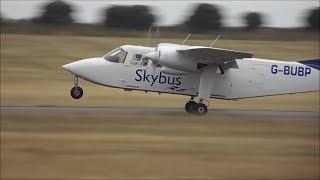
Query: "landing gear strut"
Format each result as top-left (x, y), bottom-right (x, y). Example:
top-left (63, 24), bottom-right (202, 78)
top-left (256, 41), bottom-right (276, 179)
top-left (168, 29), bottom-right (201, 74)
top-left (70, 76), bottom-right (83, 99)
top-left (185, 97), bottom-right (208, 115)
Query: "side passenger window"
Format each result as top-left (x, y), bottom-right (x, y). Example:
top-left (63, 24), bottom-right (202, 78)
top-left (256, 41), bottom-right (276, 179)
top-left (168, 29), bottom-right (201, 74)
top-left (131, 54), bottom-right (142, 65)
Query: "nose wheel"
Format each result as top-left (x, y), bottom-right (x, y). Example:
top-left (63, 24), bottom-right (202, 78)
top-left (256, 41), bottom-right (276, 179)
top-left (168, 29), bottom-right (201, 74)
top-left (70, 86), bottom-right (83, 99)
top-left (185, 98), bottom-right (208, 115)
top-left (70, 76), bottom-right (83, 99)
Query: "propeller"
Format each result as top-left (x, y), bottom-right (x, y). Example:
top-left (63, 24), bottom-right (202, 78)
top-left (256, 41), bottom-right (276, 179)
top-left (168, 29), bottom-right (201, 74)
top-left (145, 45), bottom-right (161, 74)
top-left (143, 26), bottom-right (161, 74)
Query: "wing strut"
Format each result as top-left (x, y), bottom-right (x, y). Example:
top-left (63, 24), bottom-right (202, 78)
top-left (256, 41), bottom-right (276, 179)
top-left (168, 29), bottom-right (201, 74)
top-left (217, 64), bottom-right (225, 74)
top-left (198, 65), bottom-right (217, 100)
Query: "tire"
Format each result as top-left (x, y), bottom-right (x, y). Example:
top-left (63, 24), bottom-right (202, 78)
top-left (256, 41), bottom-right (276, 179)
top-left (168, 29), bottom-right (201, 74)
top-left (195, 103), bottom-right (208, 115)
top-left (70, 86), bottom-right (83, 99)
top-left (185, 101), bottom-right (197, 113)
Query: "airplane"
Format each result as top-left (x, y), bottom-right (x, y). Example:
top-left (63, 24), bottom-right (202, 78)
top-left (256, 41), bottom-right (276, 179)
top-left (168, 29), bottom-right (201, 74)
top-left (62, 35), bottom-right (319, 115)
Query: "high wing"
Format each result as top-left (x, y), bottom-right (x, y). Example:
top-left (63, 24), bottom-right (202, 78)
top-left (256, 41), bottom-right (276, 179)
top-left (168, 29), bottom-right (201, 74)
top-left (176, 46), bottom-right (253, 100)
top-left (176, 46), bottom-right (253, 69)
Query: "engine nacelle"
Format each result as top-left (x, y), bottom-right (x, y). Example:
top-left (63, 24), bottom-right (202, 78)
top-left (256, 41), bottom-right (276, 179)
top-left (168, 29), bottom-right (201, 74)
top-left (158, 45), bottom-right (198, 72)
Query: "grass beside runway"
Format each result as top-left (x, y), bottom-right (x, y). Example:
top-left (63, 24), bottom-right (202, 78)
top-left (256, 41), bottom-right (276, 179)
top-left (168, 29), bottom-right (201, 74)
top-left (1, 111), bottom-right (319, 179)
top-left (1, 34), bottom-right (319, 111)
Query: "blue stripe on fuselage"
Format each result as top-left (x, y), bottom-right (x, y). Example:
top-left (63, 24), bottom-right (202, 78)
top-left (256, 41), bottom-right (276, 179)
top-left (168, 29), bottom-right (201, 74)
top-left (298, 59), bottom-right (320, 70)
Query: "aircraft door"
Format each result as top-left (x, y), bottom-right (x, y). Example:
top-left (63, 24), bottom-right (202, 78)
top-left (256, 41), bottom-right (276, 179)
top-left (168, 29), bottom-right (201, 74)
top-left (119, 52), bottom-right (144, 88)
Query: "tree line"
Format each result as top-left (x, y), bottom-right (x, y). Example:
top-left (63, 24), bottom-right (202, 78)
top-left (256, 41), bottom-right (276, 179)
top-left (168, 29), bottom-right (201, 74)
top-left (1, 0), bottom-right (319, 31)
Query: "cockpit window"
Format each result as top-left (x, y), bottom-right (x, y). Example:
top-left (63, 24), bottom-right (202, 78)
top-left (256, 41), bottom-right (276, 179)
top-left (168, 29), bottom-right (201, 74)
top-left (130, 53), bottom-right (143, 65)
top-left (103, 48), bottom-right (127, 63)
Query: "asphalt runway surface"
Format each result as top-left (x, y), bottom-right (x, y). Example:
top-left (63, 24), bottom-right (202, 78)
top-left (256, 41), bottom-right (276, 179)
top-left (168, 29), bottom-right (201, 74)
top-left (1, 106), bottom-right (319, 119)
top-left (2, 105), bottom-right (319, 179)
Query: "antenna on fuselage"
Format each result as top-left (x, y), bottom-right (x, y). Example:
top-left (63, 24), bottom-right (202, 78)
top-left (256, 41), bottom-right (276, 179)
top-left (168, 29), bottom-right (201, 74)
top-left (181, 34), bottom-right (191, 45)
top-left (209, 34), bottom-right (222, 47)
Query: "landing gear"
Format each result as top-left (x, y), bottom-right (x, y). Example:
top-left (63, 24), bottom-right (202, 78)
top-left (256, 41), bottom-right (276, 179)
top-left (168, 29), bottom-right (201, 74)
top-left (70, 76), bottom-right (83, 99)
top-left (70, 86), bottom-right (83, 99)
top-left (195, 103), bottom-right (208, 115)
top-left (185, 98), bottom-right (208, 115)
top-left (185, 101), bottom-right (197, 113)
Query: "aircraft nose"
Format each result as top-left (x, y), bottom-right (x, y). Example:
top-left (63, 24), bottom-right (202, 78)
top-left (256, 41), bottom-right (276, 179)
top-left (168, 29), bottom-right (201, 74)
top-left (62, 58), bottom-right (101, 76)
top-left (62, 61), bottom-right (82, 75)
top-left (62, 63), bottom-right (74, 73)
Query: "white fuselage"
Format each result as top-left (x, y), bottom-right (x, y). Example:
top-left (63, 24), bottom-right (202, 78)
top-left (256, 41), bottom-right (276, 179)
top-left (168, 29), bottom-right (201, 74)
top-left (62, 45), bottom-right (319, 100)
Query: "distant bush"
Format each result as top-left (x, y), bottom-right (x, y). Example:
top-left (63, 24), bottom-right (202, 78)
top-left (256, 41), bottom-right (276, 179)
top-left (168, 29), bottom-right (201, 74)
top-left (243, 12), bottom-right (263, 30)
top-left (0, 12), bottom-right (6, 23)
top-left (185, 3), bottom-right (222, 32)
top-left (103, 5), bottom-right (155, 30)
top-left (34, 0), bottom-right (73, 25)
top-left (306, 7), bottom-right (319, 31)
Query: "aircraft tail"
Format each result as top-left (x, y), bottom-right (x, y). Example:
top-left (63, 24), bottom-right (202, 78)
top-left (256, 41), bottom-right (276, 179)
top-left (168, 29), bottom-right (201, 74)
top-left (298, 59), bottom-right (320, 70)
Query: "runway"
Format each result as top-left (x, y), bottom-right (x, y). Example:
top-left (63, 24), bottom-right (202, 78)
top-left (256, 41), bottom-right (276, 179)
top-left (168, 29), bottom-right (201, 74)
top-left (2, 105), bottom-right (319, 179)
top-left (1, 106), bottom-right (319, 119)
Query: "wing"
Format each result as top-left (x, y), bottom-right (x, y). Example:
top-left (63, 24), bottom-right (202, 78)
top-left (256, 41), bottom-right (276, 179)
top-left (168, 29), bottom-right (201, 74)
top-left (176, 46), bottom-right (253, 66)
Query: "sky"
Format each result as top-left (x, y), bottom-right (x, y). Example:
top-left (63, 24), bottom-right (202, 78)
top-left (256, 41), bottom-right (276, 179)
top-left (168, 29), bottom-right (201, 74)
top-left (1, 0), bottom-right (319, 27)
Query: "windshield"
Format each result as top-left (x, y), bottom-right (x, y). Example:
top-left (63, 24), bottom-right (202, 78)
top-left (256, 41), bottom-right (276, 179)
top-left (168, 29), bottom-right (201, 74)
top-left (103, 48), bottom-right (127, 63)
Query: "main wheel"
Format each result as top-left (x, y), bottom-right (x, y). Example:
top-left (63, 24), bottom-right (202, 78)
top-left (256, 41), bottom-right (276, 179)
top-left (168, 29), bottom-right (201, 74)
top-left (195, 103), bottom-right (208, 115)
top-left (70, 86), bottom-right (83, 99)
top-left (185, 101), bottom-right (197, 113)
